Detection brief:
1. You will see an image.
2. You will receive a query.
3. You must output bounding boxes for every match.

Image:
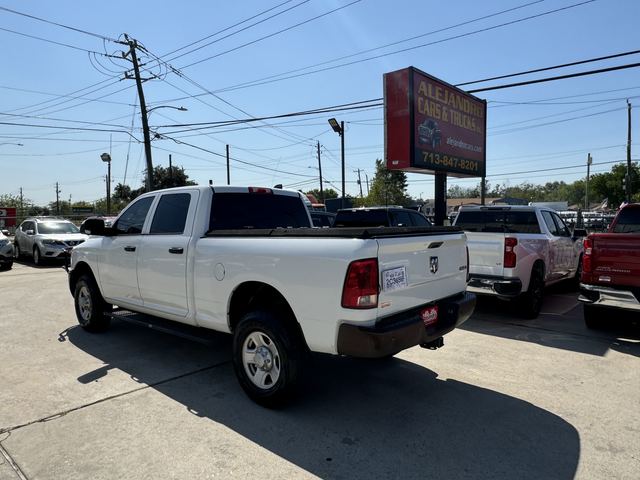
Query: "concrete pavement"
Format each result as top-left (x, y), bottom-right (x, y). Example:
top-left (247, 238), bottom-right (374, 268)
top-left (0, 261), bottom-right (638, 479)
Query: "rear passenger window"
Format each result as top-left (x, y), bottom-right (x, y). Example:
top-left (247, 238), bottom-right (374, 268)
top-left (150, 193), bottom-right (191, 235)
top-left (541, 211), bottom-right (559, 236)
top-left (390, 211), bottom-right (412, 227)
top-left (410, 212), bottom-right (431, 226)
top-left (456, 210), bottom-right (541, 234)
top-left (113, 197), bottom-right (154, 235)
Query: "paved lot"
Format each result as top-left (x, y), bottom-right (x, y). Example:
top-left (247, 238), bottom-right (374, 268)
top-left (1, 261), bottom-right (638, 479)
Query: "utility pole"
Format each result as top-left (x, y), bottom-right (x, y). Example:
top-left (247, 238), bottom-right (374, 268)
top-left (316, 141), bottom-right (324, 203)
top-left (626, 100), bottom-right (632, 203)
top-left (340, 121), bottom-right (345, 208)
top-left (354, 168), bottom-right (364, 198)
top-left (226, 144), bottom-right (230, 185)
top-left (123, 35), bottom-right (153, 192)
top-left (19, 187), bottom-right (23, 221)
top-left (585, 153), bottom-right (592, 210)
top-left (169, 154), bottom-right (173, 187)
top-left (365, 173), bottom-right (370, 196)
top-left (480, 176), bottom-right (486, 205)
top-left (55, 182), bottom-right (61, 215)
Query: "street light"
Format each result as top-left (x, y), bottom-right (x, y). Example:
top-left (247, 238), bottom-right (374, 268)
top-left (147, 105), bottom-right (188, 116)
top-left (327, 117), bottom-right (345, 208)
top-left (101, 153), bottom-right (112, 215)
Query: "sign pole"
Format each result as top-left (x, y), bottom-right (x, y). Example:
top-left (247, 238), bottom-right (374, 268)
top-left (434, 173), bottom-right (447, 226)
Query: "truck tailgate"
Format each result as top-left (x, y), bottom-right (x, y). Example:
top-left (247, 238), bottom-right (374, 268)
top-left (464, 232), bottom-right (505, 277)
top-left (376, 232), bottom-right (468, 317)
top-left (591, 234), bottom-right (640, 288)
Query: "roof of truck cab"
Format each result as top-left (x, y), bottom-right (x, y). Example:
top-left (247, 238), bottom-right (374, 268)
top-left (135, 185), bottom-right (302, 197)
top-left (457, 205), bottom-right (551, 212)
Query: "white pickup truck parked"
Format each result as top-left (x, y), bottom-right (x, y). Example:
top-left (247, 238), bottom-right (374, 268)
top-left (68, 186), bottom-right (475, 406)
top-left (454, 205), bottom-right (583, 318)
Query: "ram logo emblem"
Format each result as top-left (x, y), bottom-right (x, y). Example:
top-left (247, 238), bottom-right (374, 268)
top-left (430, 256), bottom-right (439, 274)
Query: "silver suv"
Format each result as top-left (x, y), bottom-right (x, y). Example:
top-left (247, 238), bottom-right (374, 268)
top-left (0, 229), bottom-right (13, 270)
top-left (14, 217), bottom-right (88, 265)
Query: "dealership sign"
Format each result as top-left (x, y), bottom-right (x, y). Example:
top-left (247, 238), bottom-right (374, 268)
top-left (0, 207), bottom-right (17, 227)
top-left (384, 67), bottom-right (486, 177)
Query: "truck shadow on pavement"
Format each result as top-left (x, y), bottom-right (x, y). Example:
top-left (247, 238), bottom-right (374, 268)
top-left (66, 321), bottom-right (580, 480)
top-left (467, 297), bottom-right (640, 358)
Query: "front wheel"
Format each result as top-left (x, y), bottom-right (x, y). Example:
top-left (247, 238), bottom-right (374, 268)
top-left (74, 274), bottom-right (111, 332)
top-left (33, 246), bottom-right (43, 266)
top-left (232, 310), bottom-right (305, 408)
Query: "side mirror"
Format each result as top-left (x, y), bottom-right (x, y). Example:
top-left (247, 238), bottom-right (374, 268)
top-left (26, 229), bottom-right (35, 236)
top-left (81, 218), bottom-right (107, 236)
top-left (1, 229), bottom-right (9, 236)
top-left (572, 228), bottom-right (587, 239)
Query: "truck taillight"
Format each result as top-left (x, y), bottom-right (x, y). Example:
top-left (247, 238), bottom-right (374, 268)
top-left (504, 237), bottom-right (517, 268)
top-left (583, 237), bottom-right (593, 273)
top-left (342, 258), bottom-right (378, 309)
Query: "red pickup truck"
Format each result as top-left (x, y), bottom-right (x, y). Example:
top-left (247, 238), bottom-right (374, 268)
top-left (579, 203), bottom-right (640, 328)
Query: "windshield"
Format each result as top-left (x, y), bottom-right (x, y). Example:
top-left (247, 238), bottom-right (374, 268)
top-left (455, 210), bottom-right (541, 234)
top-left (334, 210), bottom-right (389, 227)
top-left (37, 222), bottom-right (80, 234)
top-left (611, 207), bottom-right (640, 233)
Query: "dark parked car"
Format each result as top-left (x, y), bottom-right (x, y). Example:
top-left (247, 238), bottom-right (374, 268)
top-left (310, 211), bottom-right (336, 228)
top-left (334, 207), bottom-right (432, 228)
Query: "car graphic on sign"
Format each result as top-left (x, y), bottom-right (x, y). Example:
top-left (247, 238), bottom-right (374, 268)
top-left (418, 119), bottom-right (441, 149)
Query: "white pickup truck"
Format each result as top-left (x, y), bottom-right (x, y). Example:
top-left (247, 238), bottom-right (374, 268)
top-left (68, 186), bottom-right (474, 406)
top-left (454, 205), bottom-right (583, 318)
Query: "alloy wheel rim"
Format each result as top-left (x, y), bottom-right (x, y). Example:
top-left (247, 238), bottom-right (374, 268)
top-left (78, 286), bottom-right (92, 322)
top-left (242, 331), bottom-right (281, 390)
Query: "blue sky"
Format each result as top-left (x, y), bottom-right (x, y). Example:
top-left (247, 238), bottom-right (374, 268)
top-left (0, 0), bottom-right (638, 205)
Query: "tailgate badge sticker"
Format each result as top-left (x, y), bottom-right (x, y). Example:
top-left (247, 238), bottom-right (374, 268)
top-left (430, 256), bottom-right (438, 274)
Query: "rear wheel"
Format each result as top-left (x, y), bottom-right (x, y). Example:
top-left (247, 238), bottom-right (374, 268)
top-left (520, 269), bottom-right (544, 319)
top-left (232, 310), bottom-right (306, 408)
top-left (74, 274), bottom-right (111, 332)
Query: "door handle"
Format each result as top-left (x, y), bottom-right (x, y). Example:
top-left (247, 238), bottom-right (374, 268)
top-left (168, 247), bottom-right (184, 254)
top-left (124, 246), bottom-right (136, 252)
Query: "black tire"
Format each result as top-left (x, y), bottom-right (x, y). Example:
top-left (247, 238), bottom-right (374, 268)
top-left (572, 254), bottom-right (583, 289)
top-left (33, 246), bottom-right (43, 266)
top-left (520, 269), bottom-right (544, 319)
top-left (0, 261), bottom-right (12, 271)
top-left (73, 274), bottom-right (111, 332)
top-left (584, 304), bottom-right (605, 329)
top-left (232, 310), bottom-right (306, 408)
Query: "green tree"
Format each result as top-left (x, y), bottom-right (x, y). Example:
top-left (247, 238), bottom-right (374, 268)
top-left (367, 159), bottom-right (410, 206)
top-left (589, 163), bottom-right (639, 207)
top-left (305, 188), bottom-right (338, 203)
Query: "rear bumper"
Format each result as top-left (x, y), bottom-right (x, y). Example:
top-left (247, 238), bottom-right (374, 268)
top-left (466, 275), bottom-right (522, 297)
top-left (337, 292), bottom-right (476, 358)
top-left (578, 283), bottom-right (640, 312)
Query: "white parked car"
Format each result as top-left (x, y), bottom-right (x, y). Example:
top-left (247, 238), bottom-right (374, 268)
top-left (68, 186), bottom-right (475, 406)
top-left (454, 205), bottom-right (584, 318)
top-left (14, 217), bottom-right (88, 265)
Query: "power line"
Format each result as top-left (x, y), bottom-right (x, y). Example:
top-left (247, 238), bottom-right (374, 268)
top-left (208, 0), bottom-right (596, 94)
top-left (0, 5), bottom-right (118, 42)
top-left (179, 0), bottom-right (363, 69)
top-left (468, 62), bottom-right (640, 93)
top-left (458, 48), bottom-right (640, 86)
top-left (0, 112), bottom-right (132, 129)
top-left (0, 84), bottom-right (134, 108)
top-left (161, 0), bottom-right (311, 64)
top-left (202, 0), bottom-right (546, 94)
top-left (0, 25), bottom-right (116, 55)
top-left (0, 121), bottom-right (141, 141)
